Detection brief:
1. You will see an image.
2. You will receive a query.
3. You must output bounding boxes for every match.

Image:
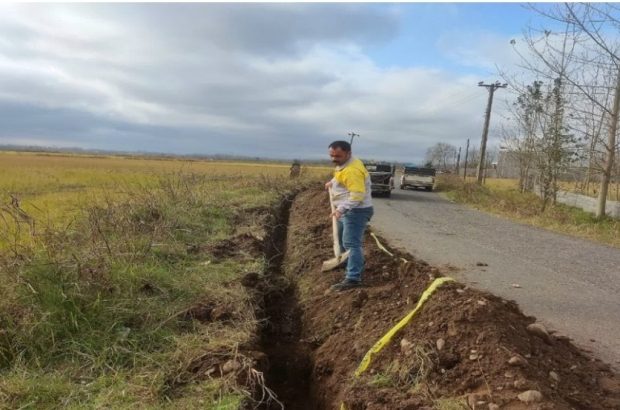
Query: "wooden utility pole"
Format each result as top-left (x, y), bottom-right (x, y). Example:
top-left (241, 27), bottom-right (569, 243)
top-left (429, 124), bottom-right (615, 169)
top-left (348, 132), bottom-right (359, 146)
top-left (476, 81), bottom-right (507, 184)
top-left (455, 146), bottom-right (461, 175)
top-left (463, 138), bottom-right (469, 181)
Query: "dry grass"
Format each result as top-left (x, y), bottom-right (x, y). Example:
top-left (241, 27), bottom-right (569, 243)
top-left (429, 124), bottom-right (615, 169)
top-left (0, 151), bottom-right (329, 250)
top-left (0, 151), bottom-right (325, 408)
top-left (437, 175), bottom-right (620, 248)
top-left (433, 398), bottom-right (469, 410)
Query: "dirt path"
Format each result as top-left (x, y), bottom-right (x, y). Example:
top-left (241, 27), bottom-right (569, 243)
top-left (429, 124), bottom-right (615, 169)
top-left (370, 188), bottom-right (620, 371)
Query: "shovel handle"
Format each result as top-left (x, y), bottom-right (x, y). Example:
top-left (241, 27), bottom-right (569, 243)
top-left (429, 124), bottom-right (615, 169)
top-left (328, 187), bottom-right (341, 258)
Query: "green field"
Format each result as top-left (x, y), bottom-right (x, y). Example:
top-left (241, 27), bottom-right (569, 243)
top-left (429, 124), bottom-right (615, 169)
top-left (1, 151), bottom-right (328, 230)
top-left (0, 151), bottom-right (326, 409)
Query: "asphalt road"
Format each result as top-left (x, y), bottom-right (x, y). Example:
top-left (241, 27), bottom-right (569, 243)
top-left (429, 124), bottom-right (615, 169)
top-left (369, 187), bottom-right (620, 370)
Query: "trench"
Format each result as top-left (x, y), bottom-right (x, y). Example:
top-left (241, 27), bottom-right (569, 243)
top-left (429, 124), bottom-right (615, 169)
top-left (250, 188), bottom-right (620, 410)
top-left (258, 193), bottom-right (316, 410)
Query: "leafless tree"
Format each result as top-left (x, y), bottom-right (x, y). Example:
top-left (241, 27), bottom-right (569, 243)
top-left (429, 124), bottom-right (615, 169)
top-left (502, 81), bottom-right (545, 192)
top-left (515, 3), bottom-right (620, 217)
top-left (425, 143), bottom-right (458, 171)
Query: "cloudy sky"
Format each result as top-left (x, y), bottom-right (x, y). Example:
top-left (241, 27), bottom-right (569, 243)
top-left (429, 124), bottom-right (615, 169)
top-left (0, 3), bottom-right (554, 162)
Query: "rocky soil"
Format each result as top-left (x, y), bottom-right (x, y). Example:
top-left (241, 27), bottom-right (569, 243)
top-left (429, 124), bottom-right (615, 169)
top-left (257, 185), bottom-right (620, 410)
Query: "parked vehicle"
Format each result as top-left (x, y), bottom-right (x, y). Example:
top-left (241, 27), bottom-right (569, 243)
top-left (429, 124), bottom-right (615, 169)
top-left (400, 166), bottom-right (436, 191)
top-left (365, 162), bottom-right (394, 197)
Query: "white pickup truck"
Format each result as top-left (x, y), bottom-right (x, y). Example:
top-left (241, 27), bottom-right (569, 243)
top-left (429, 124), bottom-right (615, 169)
top-left (400, 166), bottom-right (436, 191)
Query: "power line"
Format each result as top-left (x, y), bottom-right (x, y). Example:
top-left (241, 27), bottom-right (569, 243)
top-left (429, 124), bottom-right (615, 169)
top-left (416, 89), bottom-right (486, 115)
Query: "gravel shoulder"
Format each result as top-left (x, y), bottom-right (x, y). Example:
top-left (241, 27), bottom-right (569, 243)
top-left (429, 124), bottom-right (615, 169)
top-left (370, 187), bottom-right (620, 370)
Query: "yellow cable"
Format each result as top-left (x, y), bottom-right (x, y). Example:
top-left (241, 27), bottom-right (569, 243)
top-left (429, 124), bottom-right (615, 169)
top-left (370, 232), bottom-right (394, 257)
top-left (340, 236), bottom-right (451, 409)
top-left (354, 277), bottom-right (454, 377)
top-left (370, 231), bottom-right (408, 263)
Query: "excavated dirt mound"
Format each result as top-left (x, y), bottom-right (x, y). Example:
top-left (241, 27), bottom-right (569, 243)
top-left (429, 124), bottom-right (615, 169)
top-left (271, 185), bottom-right (620, 410)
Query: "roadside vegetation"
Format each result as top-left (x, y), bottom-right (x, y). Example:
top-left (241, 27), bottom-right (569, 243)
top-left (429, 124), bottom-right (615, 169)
top-left (0, 151), bottom-right (326, 408)
top-left (436, 175), bottom-right (620, 248)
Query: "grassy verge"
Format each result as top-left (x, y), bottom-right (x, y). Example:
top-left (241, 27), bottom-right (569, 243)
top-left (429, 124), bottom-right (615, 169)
top-left (0, 166), bottom-right (321, 408)
top-left (436, 175), bottom-right (620, 248)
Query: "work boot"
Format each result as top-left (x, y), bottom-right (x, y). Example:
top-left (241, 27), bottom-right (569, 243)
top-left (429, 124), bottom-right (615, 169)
top-left (330, 279), bottom-right (362, 292)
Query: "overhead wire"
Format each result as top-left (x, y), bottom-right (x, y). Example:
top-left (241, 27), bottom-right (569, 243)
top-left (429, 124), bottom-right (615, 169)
top-left (414, 88), bottom-right (487, 116)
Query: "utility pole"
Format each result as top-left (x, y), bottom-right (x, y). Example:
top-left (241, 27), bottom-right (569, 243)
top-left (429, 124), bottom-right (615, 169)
top-left (455, 146), bottom-right (461, 175)
top-left (348, 132), bottom-right (359, 146)
top-left (463, 138), bottom-right (469, 181)
top-left (476, 81), bottom-right (507, 184)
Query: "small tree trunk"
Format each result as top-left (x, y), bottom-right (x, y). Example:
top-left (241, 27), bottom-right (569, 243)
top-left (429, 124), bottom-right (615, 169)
top-left (541, 184), bottom-right (550, 212)
top-left (597, 69), bottom-right (620, 218)
top-left (585, 117), bottom-right (604, 195)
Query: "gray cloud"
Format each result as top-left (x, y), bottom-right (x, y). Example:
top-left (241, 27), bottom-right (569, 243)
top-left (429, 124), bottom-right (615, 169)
top-left (0, 3), bottom-right (510, 163)
top-left (93, 3), bottom-right (399, 56)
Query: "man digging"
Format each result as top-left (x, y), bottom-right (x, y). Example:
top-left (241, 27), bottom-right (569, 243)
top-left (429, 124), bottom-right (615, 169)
top-left (325, 140), bottom-right (374, 291)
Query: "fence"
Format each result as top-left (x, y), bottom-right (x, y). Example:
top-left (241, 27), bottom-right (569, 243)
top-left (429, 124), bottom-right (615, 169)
top-left (533, 185), bottom-right (620, 218)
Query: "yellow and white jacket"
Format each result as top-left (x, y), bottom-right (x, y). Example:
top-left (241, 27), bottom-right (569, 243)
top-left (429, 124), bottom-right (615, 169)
top-left (330, 157), bottom-right (373, 214)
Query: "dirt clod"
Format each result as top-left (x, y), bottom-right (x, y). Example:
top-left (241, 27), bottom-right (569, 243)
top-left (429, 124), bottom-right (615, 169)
top-left (527, 322), bottom-right (553, 344)
top-left (599, 376), bottom-right (620, 394)
top-left (351, 289), bottom-right (369, 308)
top-left (221, 360), bottom-right (241, 374)
top-left (508, 354), bottom-right (528, 367)
top-left (549, 370), bottom-right (560, 382)
top-left (518, 389), bottom-right (543, 403)
top-left (211, 304), bottom-right (234, 322)
top-left (241, 272), bottom-right (261, 288)
top-left (182, 303), bottom-right (214, 323)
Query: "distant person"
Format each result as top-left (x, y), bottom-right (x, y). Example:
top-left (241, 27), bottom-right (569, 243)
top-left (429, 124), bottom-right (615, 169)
top-left (289, 160), bottom-right (301, 178)
top-left (325, 140), bottom-right (374, 291)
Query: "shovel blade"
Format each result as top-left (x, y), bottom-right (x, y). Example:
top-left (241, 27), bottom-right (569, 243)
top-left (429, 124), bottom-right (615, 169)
top-left (321, 250), bottom-right (350, 272)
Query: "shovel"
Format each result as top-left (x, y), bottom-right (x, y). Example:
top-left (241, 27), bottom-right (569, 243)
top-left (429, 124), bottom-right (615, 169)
top-left (321, 187), bottom-right (350, 271)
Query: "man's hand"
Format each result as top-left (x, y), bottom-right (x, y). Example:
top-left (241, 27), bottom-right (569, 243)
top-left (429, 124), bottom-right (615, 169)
top-left (330, 209), bottom-right (343, 219)
top-left (325, 181), bottom-right (333, 190)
